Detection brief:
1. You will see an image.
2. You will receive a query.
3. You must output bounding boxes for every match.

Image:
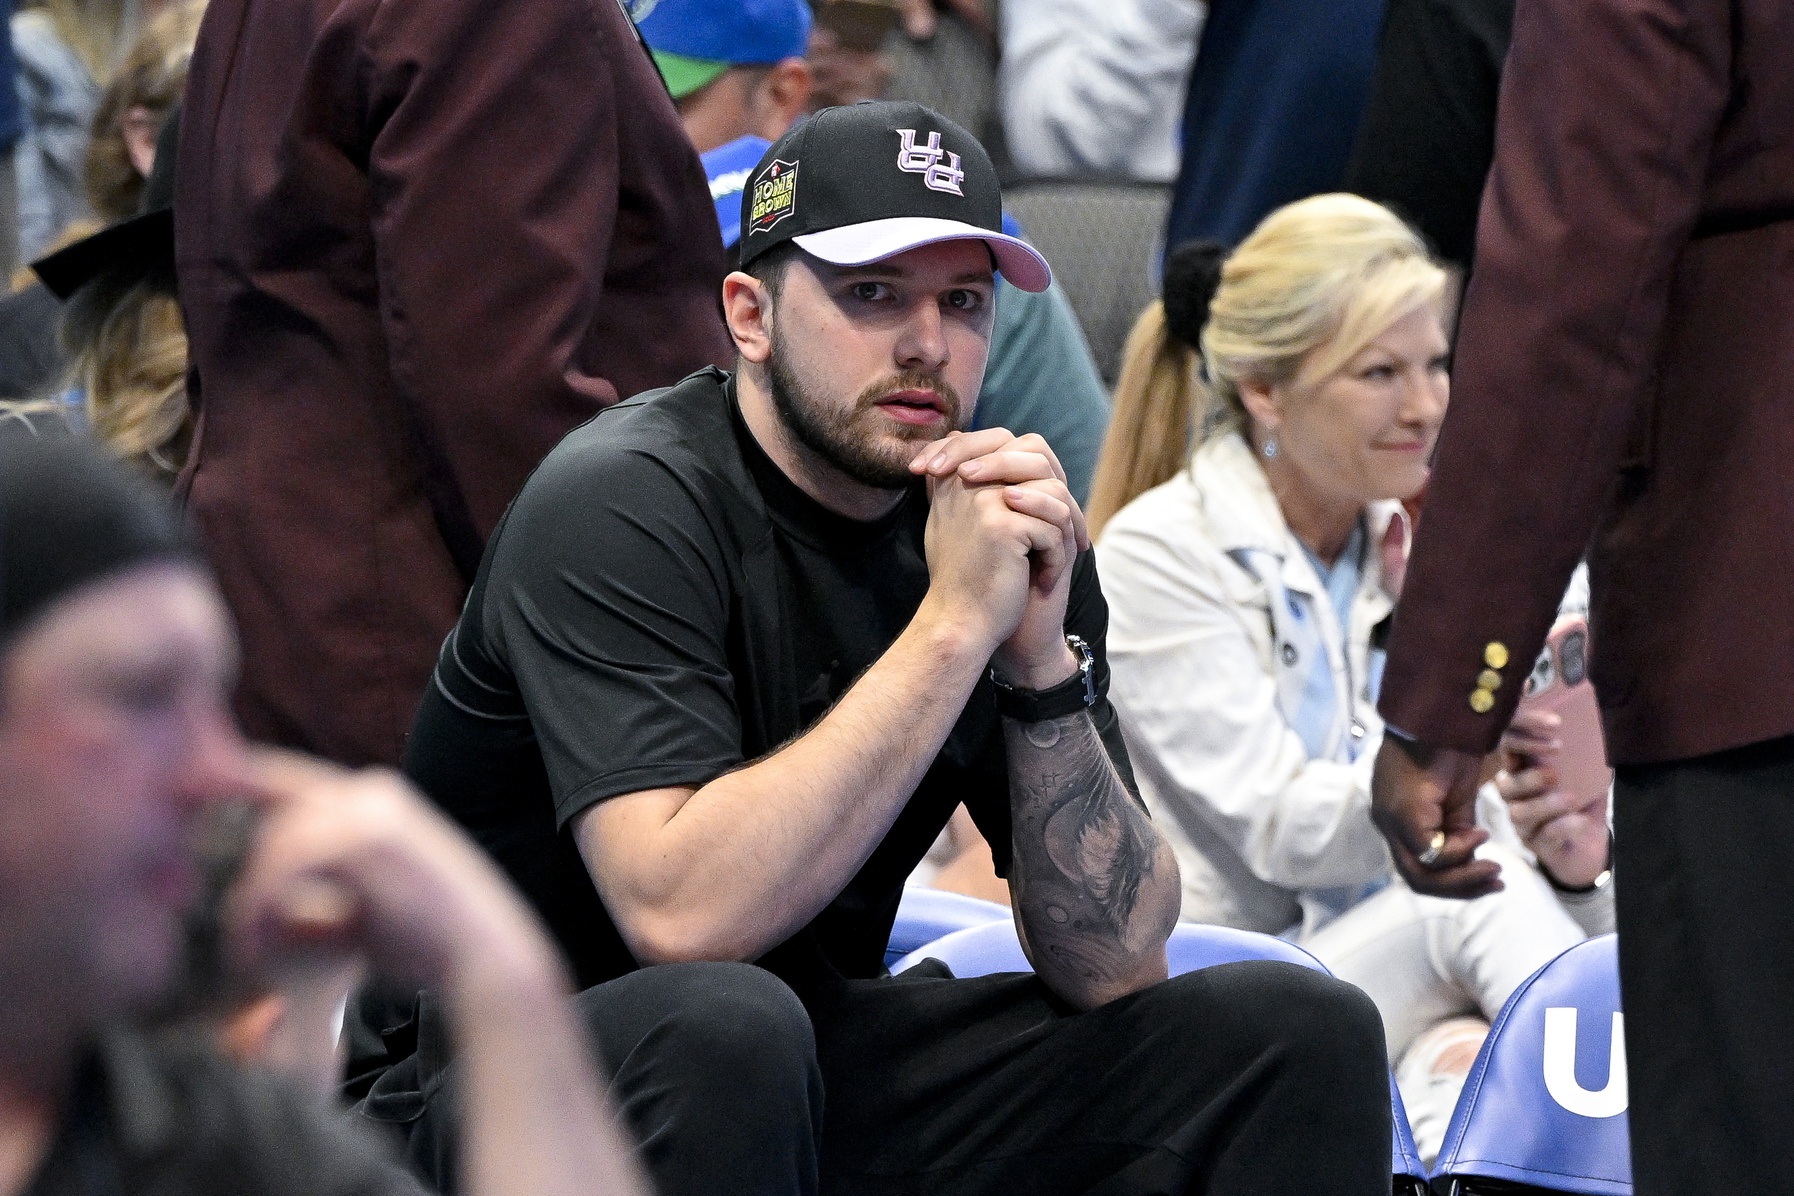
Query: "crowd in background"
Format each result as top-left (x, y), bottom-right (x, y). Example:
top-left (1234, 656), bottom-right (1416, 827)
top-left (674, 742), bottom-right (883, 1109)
top-left (0, 0), bottom-right (1784, 1191)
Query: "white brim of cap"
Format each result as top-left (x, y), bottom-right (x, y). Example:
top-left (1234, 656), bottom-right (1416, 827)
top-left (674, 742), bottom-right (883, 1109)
top-left (793, 217), bottom-right (1053, 293)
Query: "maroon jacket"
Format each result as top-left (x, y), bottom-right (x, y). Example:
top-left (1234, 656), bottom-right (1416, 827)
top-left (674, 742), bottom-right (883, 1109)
top-left (1378, 0), bottom-right (1794, 766)
top-left (174, 0), bottom-right (732, 765)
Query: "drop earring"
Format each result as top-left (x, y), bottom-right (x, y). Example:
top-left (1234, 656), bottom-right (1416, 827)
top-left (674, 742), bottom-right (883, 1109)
top-left (1262, 437), bottom-right (1279, 460)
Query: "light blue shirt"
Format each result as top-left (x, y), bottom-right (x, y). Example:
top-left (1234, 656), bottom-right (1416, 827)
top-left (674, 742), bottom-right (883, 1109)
top-left (1291, 519), bottom-right (1367, 762)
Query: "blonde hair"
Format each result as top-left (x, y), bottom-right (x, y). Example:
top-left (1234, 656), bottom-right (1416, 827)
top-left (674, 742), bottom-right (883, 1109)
top-left (1088, 194), bottom-right (1445, 536)
top-left (8, 249), bottom-right (191, 479)
top-left (85, 0), bottom-right (206, 222)
top-left (1086, 301), bottom-right (1200, 538)
top-left (63, 277), bottom-right (191, 482)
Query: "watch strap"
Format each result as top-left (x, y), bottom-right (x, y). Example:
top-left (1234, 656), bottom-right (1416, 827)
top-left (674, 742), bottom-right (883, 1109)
top-left (991, 634), bottom-right (1097, 722)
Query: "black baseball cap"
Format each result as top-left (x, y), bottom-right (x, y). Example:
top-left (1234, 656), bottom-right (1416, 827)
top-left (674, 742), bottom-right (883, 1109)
top-left (737, 100), bottom-right (1052, 293)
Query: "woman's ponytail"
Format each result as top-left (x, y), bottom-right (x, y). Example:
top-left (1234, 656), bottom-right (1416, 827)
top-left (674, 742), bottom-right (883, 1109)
top-left (1087, 239), bottom-right (1226, 539)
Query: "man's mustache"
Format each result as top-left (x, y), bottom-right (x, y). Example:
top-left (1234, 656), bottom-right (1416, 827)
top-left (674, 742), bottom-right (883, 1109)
top-left (857, 372), bottom-right (963, 417)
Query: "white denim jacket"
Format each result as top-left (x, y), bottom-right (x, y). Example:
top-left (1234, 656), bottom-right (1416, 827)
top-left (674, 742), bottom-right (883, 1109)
top-left (1097, 432), bottom-right (1406, 936)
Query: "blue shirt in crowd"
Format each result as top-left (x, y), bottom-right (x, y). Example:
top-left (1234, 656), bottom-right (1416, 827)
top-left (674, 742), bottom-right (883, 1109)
top-left (1166, 0), bottom-right (1385, 249)
top-left (1293, 520), bottom-right (1368, 762)
top-left (0, 0), bottom-right (21, 151)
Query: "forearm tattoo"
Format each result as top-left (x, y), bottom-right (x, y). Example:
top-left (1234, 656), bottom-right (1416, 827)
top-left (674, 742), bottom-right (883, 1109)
top-left (1005, 711), bottom-right (1176, 991)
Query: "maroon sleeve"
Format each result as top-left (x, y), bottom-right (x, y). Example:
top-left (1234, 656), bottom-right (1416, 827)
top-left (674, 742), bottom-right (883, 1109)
top-left (1376, 0), bottom-right (1733, 751)
top-left (359, 0), bottom-right (721, 536)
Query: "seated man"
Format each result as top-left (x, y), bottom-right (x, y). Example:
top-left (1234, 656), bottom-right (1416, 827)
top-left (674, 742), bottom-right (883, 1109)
top-left (395, 101), bottom-right (1391, 1194)
top-left (657, 0), bottom-right (1115, 509)
top-left (0, 438), bottom-right (646, 1196)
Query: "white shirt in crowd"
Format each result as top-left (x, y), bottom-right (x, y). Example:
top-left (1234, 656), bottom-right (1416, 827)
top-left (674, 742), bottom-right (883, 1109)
top-left (998, 0), bottom-right (1204, 183)
top-left (1098, 431), bottom-right (1402, 934)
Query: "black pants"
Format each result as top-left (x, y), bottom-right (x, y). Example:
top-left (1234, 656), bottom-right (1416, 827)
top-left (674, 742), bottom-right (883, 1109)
top-left (1615, 734), bottom-right (1794, 1195)
top-left (372, 958), bottom-right (1390, 1196)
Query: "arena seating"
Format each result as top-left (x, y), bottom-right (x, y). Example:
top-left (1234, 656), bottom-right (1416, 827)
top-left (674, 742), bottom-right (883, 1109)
top-left (885, 887), bottom-right (1011, 967)
top-left (1001, 180), bottom-right (1172, 383)
top-left (1430, 934), bottom-right (1629, 1195)
top-left (893, 918), bottom-right (1431, 1191)
top-left (883, 12), bottom-right (1002, 165)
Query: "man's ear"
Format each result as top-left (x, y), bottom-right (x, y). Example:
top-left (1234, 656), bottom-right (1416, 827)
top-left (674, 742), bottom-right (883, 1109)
top-left (723, 271), bottom-right (774, 364)
top-left (1236, 376), bottom-right (1282, 438)
top-left (757, 58), bottom-right (813, 134)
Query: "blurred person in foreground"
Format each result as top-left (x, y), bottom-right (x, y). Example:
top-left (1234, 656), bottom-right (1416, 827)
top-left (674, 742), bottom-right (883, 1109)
top-left (1366, 0), bottom-right (1794, 1187)
top-left (381, 101), bottom-right (1393, 1195)
top-left (175, 0), bottom-right (732, 767)
top-left (1093, 198), bottom-right (1610, 1159)
top-left (0, 435), bottom-right (647, 1196)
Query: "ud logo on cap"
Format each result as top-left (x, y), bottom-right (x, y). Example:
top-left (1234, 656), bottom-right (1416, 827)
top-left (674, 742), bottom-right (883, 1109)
top-left (895, 129), bottom-right (965, 196)
top-left (748, 159), bottom-right (800, 235)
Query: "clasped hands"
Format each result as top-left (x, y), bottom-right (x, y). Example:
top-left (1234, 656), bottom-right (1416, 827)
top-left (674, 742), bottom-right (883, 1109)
top-left (909, 429), bottom-right (1085, 690)
top-left (1372, 706), bottom-right (1611, 898)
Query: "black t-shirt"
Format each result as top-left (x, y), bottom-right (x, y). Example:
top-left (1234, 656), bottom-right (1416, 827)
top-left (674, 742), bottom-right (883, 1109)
top-left (403, 368), bottom-right (1130, 990)
top-left (26, 1029), bottom-right (423, 1196)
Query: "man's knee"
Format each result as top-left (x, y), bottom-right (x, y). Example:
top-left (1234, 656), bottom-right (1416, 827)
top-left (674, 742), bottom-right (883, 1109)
top-left (1158, 960), bottom-right (1388, 1083)
top-left (577, 961), bottom-right (820, 1107)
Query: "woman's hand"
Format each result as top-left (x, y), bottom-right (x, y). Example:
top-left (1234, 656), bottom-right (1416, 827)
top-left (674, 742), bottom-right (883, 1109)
top-left (1496, 706), bottom-right (1611, 890)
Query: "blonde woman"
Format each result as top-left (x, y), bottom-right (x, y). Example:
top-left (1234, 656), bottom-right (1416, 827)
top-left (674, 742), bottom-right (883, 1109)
top-left (1095, 195), bottom-right (1613, 1158)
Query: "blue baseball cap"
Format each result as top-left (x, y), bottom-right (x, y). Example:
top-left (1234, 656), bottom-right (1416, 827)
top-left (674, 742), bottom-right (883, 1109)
top-left (703, 134), bottom-right (774, 248)
top-left (635, 0), bottom-right (812, 100)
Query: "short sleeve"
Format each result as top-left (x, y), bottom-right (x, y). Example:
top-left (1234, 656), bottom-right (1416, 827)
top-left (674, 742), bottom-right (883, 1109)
top-left (484, 436), bottom-right (745, 826)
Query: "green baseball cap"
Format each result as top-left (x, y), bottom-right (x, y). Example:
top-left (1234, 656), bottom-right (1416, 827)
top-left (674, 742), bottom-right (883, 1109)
top-left (652, 49), bottom-right (731, 100)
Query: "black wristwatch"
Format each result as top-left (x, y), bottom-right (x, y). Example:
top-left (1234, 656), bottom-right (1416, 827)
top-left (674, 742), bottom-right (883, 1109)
top-left (990, 634), bottom-right (1097, 723)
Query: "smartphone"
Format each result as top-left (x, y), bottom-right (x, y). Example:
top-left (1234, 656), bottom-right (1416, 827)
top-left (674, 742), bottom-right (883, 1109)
top-left (1515, 615), bottom-right (1613, 804)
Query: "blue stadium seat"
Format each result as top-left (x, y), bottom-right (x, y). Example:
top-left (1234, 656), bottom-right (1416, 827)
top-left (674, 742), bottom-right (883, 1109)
top-left (895, 919), bottom-right (1430, 1189)
top-left (884, 888), bottom-right (1011, 969)
top-left (1432, 934), bottom-right (1629, 1196)
top-left (1390, 1075), bottom-right (1430, 1195)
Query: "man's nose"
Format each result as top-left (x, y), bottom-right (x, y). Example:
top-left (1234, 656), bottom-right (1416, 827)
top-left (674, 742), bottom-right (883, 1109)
top-left (895, 300), bottom-right (950, 372)
top-left (173, 704), bottom-right (255, 813)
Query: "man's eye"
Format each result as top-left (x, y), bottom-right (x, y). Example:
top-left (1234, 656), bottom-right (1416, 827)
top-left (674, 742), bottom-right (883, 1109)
top-left (852, 282), bottom-right (890, 302)
top-left (945, 289), bottom-right (983, 311)
top-left (114, 673), bottom-right (182, 715)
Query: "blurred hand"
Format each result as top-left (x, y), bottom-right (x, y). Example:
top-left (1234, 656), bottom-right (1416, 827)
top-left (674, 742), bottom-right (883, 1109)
top-left (1371, 736), bottom-right (1503, 898)
top-left (227, 751), bottom-right (560, 996)
top-left (1496, 707), bottom-right (1611, 889)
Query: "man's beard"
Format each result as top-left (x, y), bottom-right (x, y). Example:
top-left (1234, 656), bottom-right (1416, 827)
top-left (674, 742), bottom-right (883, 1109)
top-left (767, 331), bottom-right (963, 490)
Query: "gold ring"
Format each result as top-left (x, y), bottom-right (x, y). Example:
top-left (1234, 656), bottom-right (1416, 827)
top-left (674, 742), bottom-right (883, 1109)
top-left (1417, 831), bottom-right (1447, 868)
